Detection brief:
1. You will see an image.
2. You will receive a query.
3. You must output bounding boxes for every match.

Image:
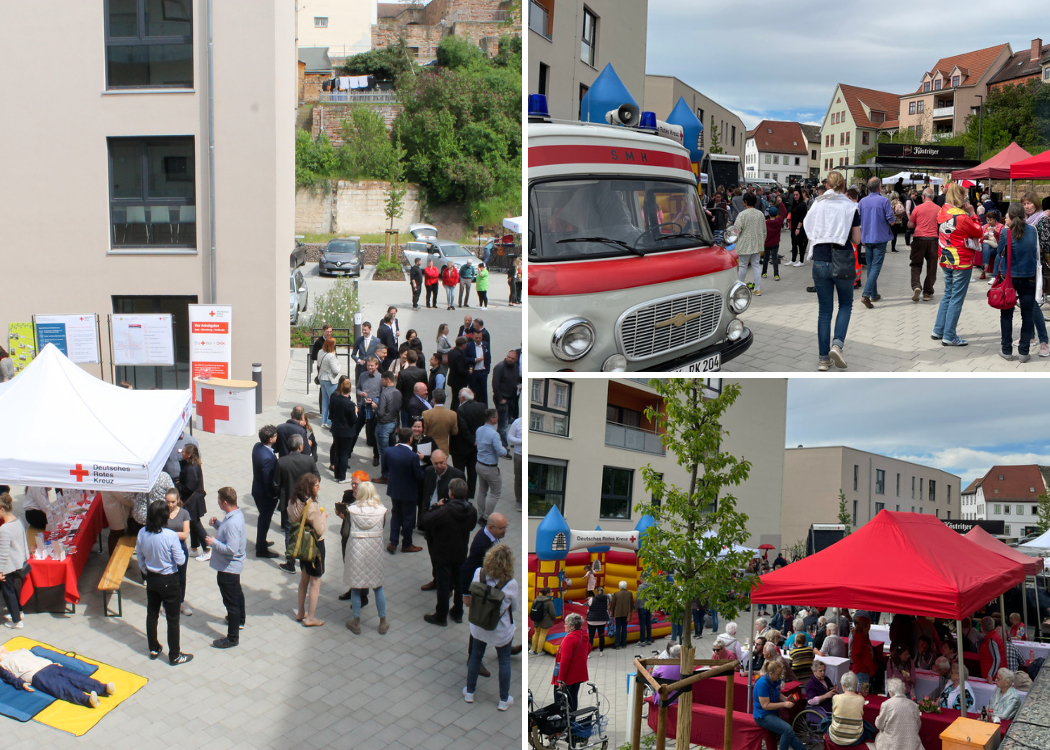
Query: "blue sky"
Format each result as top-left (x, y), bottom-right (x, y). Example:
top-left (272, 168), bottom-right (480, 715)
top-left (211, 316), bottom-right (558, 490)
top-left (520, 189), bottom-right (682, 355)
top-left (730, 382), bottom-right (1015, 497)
top-left (645, 1), bottom-right (1046, 130)
top-left (785, 379), bottom-right (1050, 484)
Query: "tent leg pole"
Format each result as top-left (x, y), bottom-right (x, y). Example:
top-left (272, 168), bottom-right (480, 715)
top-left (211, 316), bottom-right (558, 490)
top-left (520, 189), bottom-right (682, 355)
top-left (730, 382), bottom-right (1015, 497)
top-left (1000, 594), bottom-right (1008, 646)
top-left (957, 620), bottom-right (966, 717)
top-left (747, 597), bottom-right (756, 713)
top-left (1023, 576), bottom-right (1029, 639)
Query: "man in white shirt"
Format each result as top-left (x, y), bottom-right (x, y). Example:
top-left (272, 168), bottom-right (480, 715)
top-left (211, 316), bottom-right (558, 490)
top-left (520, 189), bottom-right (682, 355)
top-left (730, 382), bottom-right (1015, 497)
top-left (0, 647), bottom-right (114, 707)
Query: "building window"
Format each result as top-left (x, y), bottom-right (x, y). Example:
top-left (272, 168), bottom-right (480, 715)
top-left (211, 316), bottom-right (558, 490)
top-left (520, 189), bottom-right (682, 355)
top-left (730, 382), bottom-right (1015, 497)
top-left (934, 79), bottom-right (942, 90)
top-left (875, 502), bottom-right (885, 513)
top-left (911, 506), bottom-right (915, 512)
top-left (947, 485), bottom-right (951, 504)
top-left (896, 505), bottom-right (900, 511)
top-left (765, 154), bottom-right (771, 164)
top-left (935, 509), bottom-right (939, 517)
top-left (852, 500), bottom-right (858, 525)
top-left (528, 459), bottom-right (567, 517)
top-left (916, 125), bottom-right (923, 139)
top-left (911, 477), bottom-right (915, 498)
top-left (1017, 505), bottom-right (1024, 515)
top-left (528, 0), bottom-right (552, 39)
top-left (1034, 505), bottom-right (1039, 515)
top-left (112, 294), bottom-right (196, 388)
top-left (923, 81), bottom-right (931, 93)
top-left (794, 157), bottom-right (800, 166)
top-left (896, 473), bottom-right (901, 496)
top-left (909, 102), bottom-right (916, 115)
top-left (917, 101), bottom-right (925, 114)
top-left (875, 469), bottom-right (885, 495)
top-left (772, 173), bottom-right (778, 181)
top-left (600, 466), bottom-right (633, 519)
top-left (105, 0), bottom-right (193, 88)
top-left (1045, 68), bottom-right (1050, 80)
top-left (994, 504), bottom-right (1001, 514)
top-left (839, 133), bottom-right (844, 146)
top-left (578, 83), bottom-right (588, 120)
top-left (530, 379), bottom-right (572, 436)
top-left (811, 150), bottom-right (817, 160)
top-left (1005, 504), bottom-right (1011, 514)
top-left (696, 107), bottom-right (704, 124)
top-left (947, 511), bottom-right (950, 519)
top-left (853, 464), bottom-right (859, 491)
top-left (314, 16), bottom-right (328, 27)
top-left (731, 125), bottom-right (736, 146)
top-left (580, 8), bottom-right (597, 66)
top-left (537, 62), bottom-right (549, 96)
top-left (846, 132), bottom-right (850, 145)
top-left (862, 131), bottom-right (870, 145)
top-left (952, 75), bottom-right (960, 87)
top-left (929, 480), bottom-right (936, 503)
top-left (764, 173), bottom-right (770, 179)
top-left (108, 137), bottom-right (196, 249)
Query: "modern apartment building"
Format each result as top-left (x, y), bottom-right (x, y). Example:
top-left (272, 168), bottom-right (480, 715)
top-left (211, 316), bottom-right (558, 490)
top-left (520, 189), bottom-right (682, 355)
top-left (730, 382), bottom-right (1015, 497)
top-left (961, 465), bottom-right (1049, 541)
top-left (898, 44), bottom-right (1011, 139)
top-left (297, 0), bottom-right (375, 62)
top-left (782, 447), bottom-right (961, 549)
top-left (987, 38), bottom-right (1050, 93)
top-left (528, 0), bottom-right (649, 121)
top-left (819, 84), bottom-right (900, 178)
top-left (527, 378), bottom-right (787, 551)
top-left (743, 120), bottom-right (809, 185)
top-left (0, 1), bottom-right (295, 404)
top-left (643, 75), bottom-right (746, 162)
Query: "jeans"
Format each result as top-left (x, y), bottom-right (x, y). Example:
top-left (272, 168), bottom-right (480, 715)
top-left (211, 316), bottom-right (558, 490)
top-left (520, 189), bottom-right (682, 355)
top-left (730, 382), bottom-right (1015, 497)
top-left (588, 624), bottom-right (606, 652)
top-left (614, 616), bottom-right (629, 648)
top-left (753, 712), bottom-right (806, 750)
top-left (216, 571), bottom-right (244, 642)
top-left (532, 626), bottom-right (550, 653)
top-left (435, 561), bottom-right (464, 621)
top-left (389, 496), bottom-right (416, 548)
top-left (1, 576), bottom-right (22, 623)
top-left (637, 608), bottom-right (652, 642)
top-left (319, 380), bottom-right (337, 426)
top-left (932, 267), bottom-right (973, 343)
top-left (444, 285), bottom-right (456, 307)
top-left (31, 665), bottom-right (108, 707)
top-left (1001, 276), bottom-right (1037, 356)
top-left (1034, 304), bottom-right (1049, 345)
top-left (254, 492), bottom-right (278, 554)
top-left (496, 397), bottom-right (518, 447)
top-left (352, 587), bottom-right (386, 619)
top-left (476, 462), bottom-right (502, 519)
top-left (862, 241), bottom-right (887, 299)
top-left (145, 571), bottom-right (181, 659)
top-left (709, 609), bottom-right (719, 632)
top-left (671, 621), bottom-right (682, 643)
top-left (458, 280), bottom-right (472, 307)
top-left (466, 639), bottom-right (512, 701)
top-left (693, 606), bottom-right (706, 638)
top-left (738, 253), bottom-right (760, 289)
top-left (983, 242), bottom-right (1000, 274)
top-left (812, 261), bottom-right (854, 358)
top-left (762, 241), bottom-right (780, 276)
top-left (376, 421), bottom-right (396, 475)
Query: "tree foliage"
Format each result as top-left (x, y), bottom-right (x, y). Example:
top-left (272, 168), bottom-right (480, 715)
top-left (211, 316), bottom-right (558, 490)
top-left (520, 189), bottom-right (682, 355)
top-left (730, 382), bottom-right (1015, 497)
top-left (295, 130), bottom-right (336, 188)
top-left (708, 118), bottom-right (724, 155)
top-left (337, 105), bottom-right (400, 181)
top-left (837, 489), bottom-right (852, 535)
top-left (1037, 490), bottom-right (1050, 535)
top-left (340, 37), bottom-right (417, 83)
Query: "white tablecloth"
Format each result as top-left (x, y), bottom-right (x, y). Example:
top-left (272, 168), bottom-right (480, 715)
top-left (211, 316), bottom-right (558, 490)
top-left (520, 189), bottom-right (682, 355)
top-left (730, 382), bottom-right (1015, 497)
top-left (1012, 640), bottom-right (1050, 662)
top-left (868, 624), bottom-right (890, 643)
top-left (818, 655), bottom-right (851, 686)
top-left (912, 669), bottom-right (1027, 713)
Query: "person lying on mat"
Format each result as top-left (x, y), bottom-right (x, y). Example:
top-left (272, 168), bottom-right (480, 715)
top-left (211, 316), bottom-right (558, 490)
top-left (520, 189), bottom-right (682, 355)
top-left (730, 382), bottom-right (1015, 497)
top-left (0, 647), bottom-right (115, 708)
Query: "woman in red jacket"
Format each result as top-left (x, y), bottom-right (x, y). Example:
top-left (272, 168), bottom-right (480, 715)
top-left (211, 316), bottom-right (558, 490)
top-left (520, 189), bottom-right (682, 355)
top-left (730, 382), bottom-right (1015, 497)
top-left (849, 615), bottom-right (878, 693)
top-left (932, 183), bottom-right (984, 347)
top-left (439, 262), bottom-right (460, 311)
top-left (423, 259), bottom-right (440, 309)
top-left (553, 612), bottom-right (590, 714)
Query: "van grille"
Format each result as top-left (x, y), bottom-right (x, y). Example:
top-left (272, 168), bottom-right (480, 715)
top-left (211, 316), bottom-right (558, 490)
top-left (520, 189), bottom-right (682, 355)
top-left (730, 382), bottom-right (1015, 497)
top-left (618, 292), bottom-right (722, 360)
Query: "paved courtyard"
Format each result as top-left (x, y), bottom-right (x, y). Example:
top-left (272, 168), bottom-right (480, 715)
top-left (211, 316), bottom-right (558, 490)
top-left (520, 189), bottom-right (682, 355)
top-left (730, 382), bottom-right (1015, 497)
top-left (722, 231), bottom-right (1050, 372)
top-left (4, 346), bottom-right (523, 749)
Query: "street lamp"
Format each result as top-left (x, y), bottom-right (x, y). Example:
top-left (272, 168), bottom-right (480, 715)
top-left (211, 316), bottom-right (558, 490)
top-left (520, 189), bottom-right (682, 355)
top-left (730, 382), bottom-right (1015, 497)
top-left (976, 95), bottom-right (984, 163)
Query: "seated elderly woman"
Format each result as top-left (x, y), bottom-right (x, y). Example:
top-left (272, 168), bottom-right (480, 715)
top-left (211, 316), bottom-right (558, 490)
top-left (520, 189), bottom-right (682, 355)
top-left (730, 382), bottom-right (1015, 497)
top-left (756, 616), bottom-right (772, 638)
top-left (937, 662), bottom-right (976, 711)
top-left (718, 622), bottom-right (747, 664)
top-left (752, 659), bottom-right (806, 750)
top-left (792, 618), bottom-right (814, 648)
top-left (874, 678), bottom-right (922, 750)
top-left (828, 672), bottom-right (875, 746)
top-left (804, 659), bottom-right (837, 715)
top-left (651, 644), bottom-right (686, 706)
top-left (789, 632), bottom-right (816, 680)
top-left (712, 639), bottom-right (739, 667)
top-left (885, 643), bottom-right (917, 700)
top-left (988, 668), bottom-right (1022, 722)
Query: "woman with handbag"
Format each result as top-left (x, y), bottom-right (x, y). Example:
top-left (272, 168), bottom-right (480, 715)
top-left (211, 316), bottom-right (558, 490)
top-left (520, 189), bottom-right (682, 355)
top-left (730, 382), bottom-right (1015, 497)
top-left (802, 171), bottom-right (862, 371)
top-left (933, 183), bottom-right (983, 347)
top-left (343, 481), bottom-right (389, 635)
top-left (996, 203), bottom-right (1040, 362)
top-left (1021, 191), bottom-right (1050, 358)
top-left (178, 444), bottom-right (210, 562)
top-left (289, 473), bottom-right (327, 628)
top-left (317, 337), bottom-right (341, 429)
top-left (0, 493), bottom-right (30, 629)
top-left (464, 544), bottom-right (518, 711)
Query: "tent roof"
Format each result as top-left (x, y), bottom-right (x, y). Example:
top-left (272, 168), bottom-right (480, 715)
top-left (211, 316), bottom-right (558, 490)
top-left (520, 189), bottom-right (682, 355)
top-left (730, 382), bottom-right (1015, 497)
top-left (751, 510), bottom-right (1025, 619)
top-left (1010, 149), bottom-right (1050, 180)
top-left (1020, 528), bottom-right (1050, 551)
top-left (882, 171), bottom-right (943, 185)
top-left (953, 142), bottom-right (1033, 181)
top-left (964, 525), bottom-right (1044, 576)
top-left (0, 344), bottom-right (191, 492)
top-left (503, 216), bottom-right (524, 234)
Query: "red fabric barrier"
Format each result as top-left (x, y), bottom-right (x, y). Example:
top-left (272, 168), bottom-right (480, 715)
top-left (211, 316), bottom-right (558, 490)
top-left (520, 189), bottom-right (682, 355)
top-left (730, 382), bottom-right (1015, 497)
top-left (19, 494), bottom-right (104, 606)
top-left (862, 694), bottom-right (1009, 750)
top-left (691, 672), bottom-right (801, 715)
top-left (645, 699), bottom-right (775, 750)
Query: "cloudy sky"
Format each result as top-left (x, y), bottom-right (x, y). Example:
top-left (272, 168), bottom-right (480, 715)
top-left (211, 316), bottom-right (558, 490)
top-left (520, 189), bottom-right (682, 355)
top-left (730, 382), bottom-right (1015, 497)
top-left (645, 1), bottom-right (1045, 130)
top-left (785, 379), bottom-right (1050, 484)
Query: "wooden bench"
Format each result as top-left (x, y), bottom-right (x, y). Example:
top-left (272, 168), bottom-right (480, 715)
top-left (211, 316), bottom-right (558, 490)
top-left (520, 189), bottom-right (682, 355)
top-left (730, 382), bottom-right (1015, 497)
top-left (98, 536), bottom-right (137, 617)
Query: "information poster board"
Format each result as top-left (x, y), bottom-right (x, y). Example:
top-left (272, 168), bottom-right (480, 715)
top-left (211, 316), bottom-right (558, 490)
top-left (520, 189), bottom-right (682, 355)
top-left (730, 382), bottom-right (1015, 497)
top-left (33, 314), bottom-right (101, 364)
top-left (111, 314), bottom-right (175, 366)
top-left (7, 322), bottom-right (37, 374)
top-left (188, 305), bottom-right (232, 388)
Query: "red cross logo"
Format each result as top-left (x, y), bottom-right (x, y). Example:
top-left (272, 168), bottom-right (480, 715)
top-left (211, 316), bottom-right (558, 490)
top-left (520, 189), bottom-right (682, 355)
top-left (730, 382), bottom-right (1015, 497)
top-left (209, 311), bottom-right (216, 317)
top-left (70, 464), bottom-right (89, 482)
top-left (629, 535), bottom-right (636, 543)
top-left (196, 389), bottom-right (230, 431)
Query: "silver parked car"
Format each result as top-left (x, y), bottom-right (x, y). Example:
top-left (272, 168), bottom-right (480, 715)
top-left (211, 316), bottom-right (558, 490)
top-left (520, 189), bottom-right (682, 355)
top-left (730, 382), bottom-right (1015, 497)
top-left (290, 268), bottom-right (308, 324)
top-left (319, 237), bottom-right (362, 277)
top-left (402, 224), bottom-right (480, 272)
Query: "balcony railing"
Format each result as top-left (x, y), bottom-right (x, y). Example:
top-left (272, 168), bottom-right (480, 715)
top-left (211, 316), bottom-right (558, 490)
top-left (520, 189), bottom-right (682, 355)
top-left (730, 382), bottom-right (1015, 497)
top-left (319, 91), bottom-right (398, 104)
top-left (605, 422), bottom-right (665, 455)
top-left (932, 106), bottom-right (954, 118)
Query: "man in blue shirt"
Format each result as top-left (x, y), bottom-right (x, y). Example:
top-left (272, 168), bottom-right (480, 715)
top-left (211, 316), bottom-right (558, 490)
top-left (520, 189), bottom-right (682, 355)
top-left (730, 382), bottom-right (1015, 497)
top-left (474, 409), bottom-right (507, 525)
top-left (206, 487), bottom-right (247, 649)
top-left (137, 500), bottom-right (192, 665)
top-left (858, 177), bottom-right (895, 308)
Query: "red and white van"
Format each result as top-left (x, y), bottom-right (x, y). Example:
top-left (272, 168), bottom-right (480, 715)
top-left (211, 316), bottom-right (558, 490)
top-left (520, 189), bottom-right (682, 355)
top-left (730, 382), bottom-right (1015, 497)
top-left (527, 97), bottom-right (753, 372)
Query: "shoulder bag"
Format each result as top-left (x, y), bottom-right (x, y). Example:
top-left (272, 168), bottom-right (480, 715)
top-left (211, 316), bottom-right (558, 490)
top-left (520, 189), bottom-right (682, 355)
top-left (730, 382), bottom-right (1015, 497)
top-left (285, 500), bottom-right (320, 564)
top-left (988, 230), bottom-right (1017, 310)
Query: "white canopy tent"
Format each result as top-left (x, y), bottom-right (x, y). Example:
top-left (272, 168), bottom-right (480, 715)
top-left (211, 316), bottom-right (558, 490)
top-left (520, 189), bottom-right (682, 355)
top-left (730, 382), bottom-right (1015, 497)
top-left (0, 344), bottom-right (191, 492)
top-left (882, 171), bottom-right (943, 186)
top-left (1020, 529), bottom-right (1050, 551)
top-left (502, 216), bottom-right (524, 234)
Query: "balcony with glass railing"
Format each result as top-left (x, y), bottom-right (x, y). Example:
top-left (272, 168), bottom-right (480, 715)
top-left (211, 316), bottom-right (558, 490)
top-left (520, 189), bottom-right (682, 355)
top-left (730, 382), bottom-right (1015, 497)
top-left (605, 421), bottom-right (665, 455)
top-left (932, 105), bottom-right (954, 119)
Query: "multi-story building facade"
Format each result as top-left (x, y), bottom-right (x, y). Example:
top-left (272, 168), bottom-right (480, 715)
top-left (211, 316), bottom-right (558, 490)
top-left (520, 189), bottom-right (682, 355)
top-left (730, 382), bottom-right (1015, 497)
top-left (528, 0), bottom-right (648, 121)
top-left (528, 378), bottom-right (787, 551)
top-left (899, 44), bottom-right (1011, 139)
top-left (782, 447), bottom-right (961, 549)
top-left (0, 0), bottom-right (294, 403)
top-left (297, 0), bottom-right (375, 62)
top-left (643, 75), bottom-right (746, 162)
top-left (819, 84), bottom-right (900, 178)
top-left (963, 465), bottom-right (1049, 540)
top-left (743, 120), bottom-right (809, 185)
top-left (800, 124), bottom-right (821, 180)
top-left (374, 0), bottom-right (520, 63)
top-left (987, 38), bottom-right (1050, 93)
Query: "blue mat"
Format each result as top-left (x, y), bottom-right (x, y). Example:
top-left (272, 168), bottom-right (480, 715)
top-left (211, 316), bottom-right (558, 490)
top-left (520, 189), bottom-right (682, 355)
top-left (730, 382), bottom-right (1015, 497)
top-left (29, 647), bottom-right (99, 676)
top-left (0, 647), bottom-right (99, 721)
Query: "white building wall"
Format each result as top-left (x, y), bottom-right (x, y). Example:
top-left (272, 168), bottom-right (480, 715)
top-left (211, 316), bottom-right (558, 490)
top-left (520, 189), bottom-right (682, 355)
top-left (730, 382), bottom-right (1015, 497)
top-left (298, 0), bottom-right (376, 60)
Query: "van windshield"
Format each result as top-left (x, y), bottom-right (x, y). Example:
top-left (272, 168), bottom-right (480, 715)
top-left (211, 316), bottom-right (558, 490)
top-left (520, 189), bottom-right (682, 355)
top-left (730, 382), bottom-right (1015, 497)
top-left (529, 178), bottom-right (714, 261)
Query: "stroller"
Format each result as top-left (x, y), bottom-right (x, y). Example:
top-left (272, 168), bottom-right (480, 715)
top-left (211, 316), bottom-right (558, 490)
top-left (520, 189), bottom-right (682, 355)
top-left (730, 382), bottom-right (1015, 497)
top-left (529, 683), bottom-right (609, 750)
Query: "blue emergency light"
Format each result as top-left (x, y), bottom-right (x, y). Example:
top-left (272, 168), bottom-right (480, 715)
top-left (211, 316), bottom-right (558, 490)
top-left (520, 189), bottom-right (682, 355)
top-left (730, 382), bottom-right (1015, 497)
top-left (637, 111), bottom-right (657, 133)
top-left (528, 94), bottom-right (550, 121)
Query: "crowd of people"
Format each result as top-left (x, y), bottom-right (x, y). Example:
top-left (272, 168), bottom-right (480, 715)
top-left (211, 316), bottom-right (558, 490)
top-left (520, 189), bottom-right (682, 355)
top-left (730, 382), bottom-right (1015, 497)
top-left (407, 256), bottom-right (523, 311)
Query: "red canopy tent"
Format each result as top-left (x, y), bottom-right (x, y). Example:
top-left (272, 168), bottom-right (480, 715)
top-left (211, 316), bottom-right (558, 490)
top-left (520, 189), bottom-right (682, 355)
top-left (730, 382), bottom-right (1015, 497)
top-left (964, 525), bottom-right (1044, 576)
top-left (952, 142), bottom-right (1032, 181)
top-left (1010, 148), bottom-right (1050, 180)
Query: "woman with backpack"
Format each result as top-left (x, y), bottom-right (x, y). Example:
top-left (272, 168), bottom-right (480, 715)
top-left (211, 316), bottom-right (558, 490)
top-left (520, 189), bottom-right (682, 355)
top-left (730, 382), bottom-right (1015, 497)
top-left (586, 586), bottom-right (612, 656)
top-left (529, 587), bottom-right (557, 655)
top-left (464, 544), bottom-right (517, 711)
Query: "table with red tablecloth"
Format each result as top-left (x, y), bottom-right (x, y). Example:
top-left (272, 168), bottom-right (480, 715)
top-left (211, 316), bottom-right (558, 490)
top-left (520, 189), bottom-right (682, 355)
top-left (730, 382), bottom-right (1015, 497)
top-left (861, 694), bottom-right (1010, 750)
top-left (646, 699), bottom-right (775, 750)
top-left (691, 671), bottom-right (801, 715)
top-left (18, 493), bottom-right (104, 608)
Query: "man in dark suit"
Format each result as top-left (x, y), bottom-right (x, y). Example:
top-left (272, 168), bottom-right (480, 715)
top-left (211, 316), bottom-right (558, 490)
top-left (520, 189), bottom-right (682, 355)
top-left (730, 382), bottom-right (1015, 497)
top-left (491, 349), bottom-right (520, 447)
top-left (409, 258), bottom-right (425, 309)
top-left (470, 318), bottom-right (492, 347)
top-left (406, 382), bottom-right (432, 425)
top-left (461, 512), bottom-right (509, 676)
top-left (446, 337), bottom-right (472, 413)
top-left (275, 406), bottom-right (309, 457)
top-left (382, 428), bottom-right (424, 553)
top-left (465, 329), bottom-right (491, 407)
top-left (350, 322), bottom-right (379, 382)
top-left (428, 352), bottom-right (448, 399)
top-left (396, 350), bottom-right (428, 425)
top-left (419, 478), bottom-right (477, 626)
top-left (418, 448), bottom-right (466, 591)
top-left (376, 314), bottom-right (398, 371)
top-left (451, 388), bottom-right (487, 499)
top-left (251, 425), bottom-right (280, 558)
top-left (272, 434), bottom-right (320, 573)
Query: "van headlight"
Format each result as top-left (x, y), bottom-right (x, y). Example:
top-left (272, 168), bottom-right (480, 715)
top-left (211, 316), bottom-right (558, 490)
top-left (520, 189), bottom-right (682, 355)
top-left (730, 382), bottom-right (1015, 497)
top-left (728, 281), bottom-right (751, 314)
top-left (724, 225), bottom-right (740, 245)
top-left (602, 354), bottom-right (627, 372)
top-left (551, 318), bottom-right (596, 361)
top-left (727, 319), bottom-right (744, 341)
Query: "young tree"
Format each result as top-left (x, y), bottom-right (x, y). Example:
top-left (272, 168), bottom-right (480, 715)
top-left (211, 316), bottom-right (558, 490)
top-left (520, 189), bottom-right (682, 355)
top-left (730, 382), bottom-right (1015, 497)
top-left (708, 117), bottom-right (724, 155)
top-left (383, 136), bottom-right (408, 260)
top-left (1037, 490), bottom-right (1050, 535)
top-left (636, 380), bottom-right (753, 750)
top-left (837, 489), bottom-right (852, 535)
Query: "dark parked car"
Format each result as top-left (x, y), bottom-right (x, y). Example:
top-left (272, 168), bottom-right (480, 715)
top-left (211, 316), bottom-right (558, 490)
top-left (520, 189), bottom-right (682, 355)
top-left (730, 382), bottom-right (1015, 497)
top-left (290, 236), bottom-right (307, 268)
top-left (319, 237), bottom-right (362, 277)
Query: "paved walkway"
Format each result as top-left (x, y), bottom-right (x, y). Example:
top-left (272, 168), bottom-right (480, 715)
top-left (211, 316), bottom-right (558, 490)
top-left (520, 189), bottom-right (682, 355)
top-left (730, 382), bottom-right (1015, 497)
top-left (4, 348), bottom-right (522, 749)
top-left (722, 231), bottom-right (1049, 372)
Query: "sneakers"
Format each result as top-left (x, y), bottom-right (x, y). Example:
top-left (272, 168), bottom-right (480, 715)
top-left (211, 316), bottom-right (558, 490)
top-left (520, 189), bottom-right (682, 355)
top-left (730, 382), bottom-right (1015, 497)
top-left (106, 682), bottom-right (116, 696)
top-left (817, 359), bottom-right (830, 372)
top-left (746, 282), bottom-right (754, 290)
top-left (794, 261), bottom-right (804, 267)
top-left (170, 653), bottom-right (193, 666)
top-left (912, 288), bottom-right (921, 302)
top-left (196, 550), bottom-right (211, 562)
top-left (149, 649), bottom-right (163, 660)
top-left (212, 638), bottom-right (239, 649)
top-left (1019, 353), bottom-right (1032, 363)
top-left (941, 338), bottom-right (968, 347)
top-left (829, 345), bottom-right (847, 369)
top-left (180, 603), bottom-right (193, 616)
top-left (497, 696), bottom-right (515, 712)
top-left (3, 621), bottom-right (24, 629)
top-left (999, 351), bottom-right (1017, 361)
top-left (774, 275), bottom-right (780, 281)
top-left (1040, 343), bottom-right (1050, 358)
top-left (761, 273), bottom-right (767, 278)
top-left (279, 561), bottom-right (297, 574)
top-left (753, 289), bottom-right (762, 296)
top-left (463, 687), bottom-right (475, 704)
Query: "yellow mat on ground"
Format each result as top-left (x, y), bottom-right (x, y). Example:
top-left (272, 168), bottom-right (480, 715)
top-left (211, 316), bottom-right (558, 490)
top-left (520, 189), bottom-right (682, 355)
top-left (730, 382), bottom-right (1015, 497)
top-left (2, 636), bottom-right (148, 737)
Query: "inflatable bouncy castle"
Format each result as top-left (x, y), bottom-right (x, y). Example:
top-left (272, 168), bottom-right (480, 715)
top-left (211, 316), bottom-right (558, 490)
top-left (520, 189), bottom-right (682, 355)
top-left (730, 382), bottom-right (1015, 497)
top-left (527, 506), bottom-right (674, 654)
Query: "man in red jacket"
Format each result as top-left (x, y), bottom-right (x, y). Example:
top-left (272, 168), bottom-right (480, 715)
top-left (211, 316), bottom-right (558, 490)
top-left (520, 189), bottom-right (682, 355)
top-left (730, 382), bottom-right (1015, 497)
top-left (978, 616), bottom-right (1006, 681)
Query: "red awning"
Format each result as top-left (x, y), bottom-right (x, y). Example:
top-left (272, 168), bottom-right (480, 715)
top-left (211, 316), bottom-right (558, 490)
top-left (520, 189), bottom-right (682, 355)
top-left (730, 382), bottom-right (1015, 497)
top-left (751, 511), bottom-right (1025, 619)
top-left (952, 142), bottom-right (1032, 181)
top-left (964, 525), bottom-right (1044, 576)
top-left (1010, 148), bottom-right (1050, 180)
